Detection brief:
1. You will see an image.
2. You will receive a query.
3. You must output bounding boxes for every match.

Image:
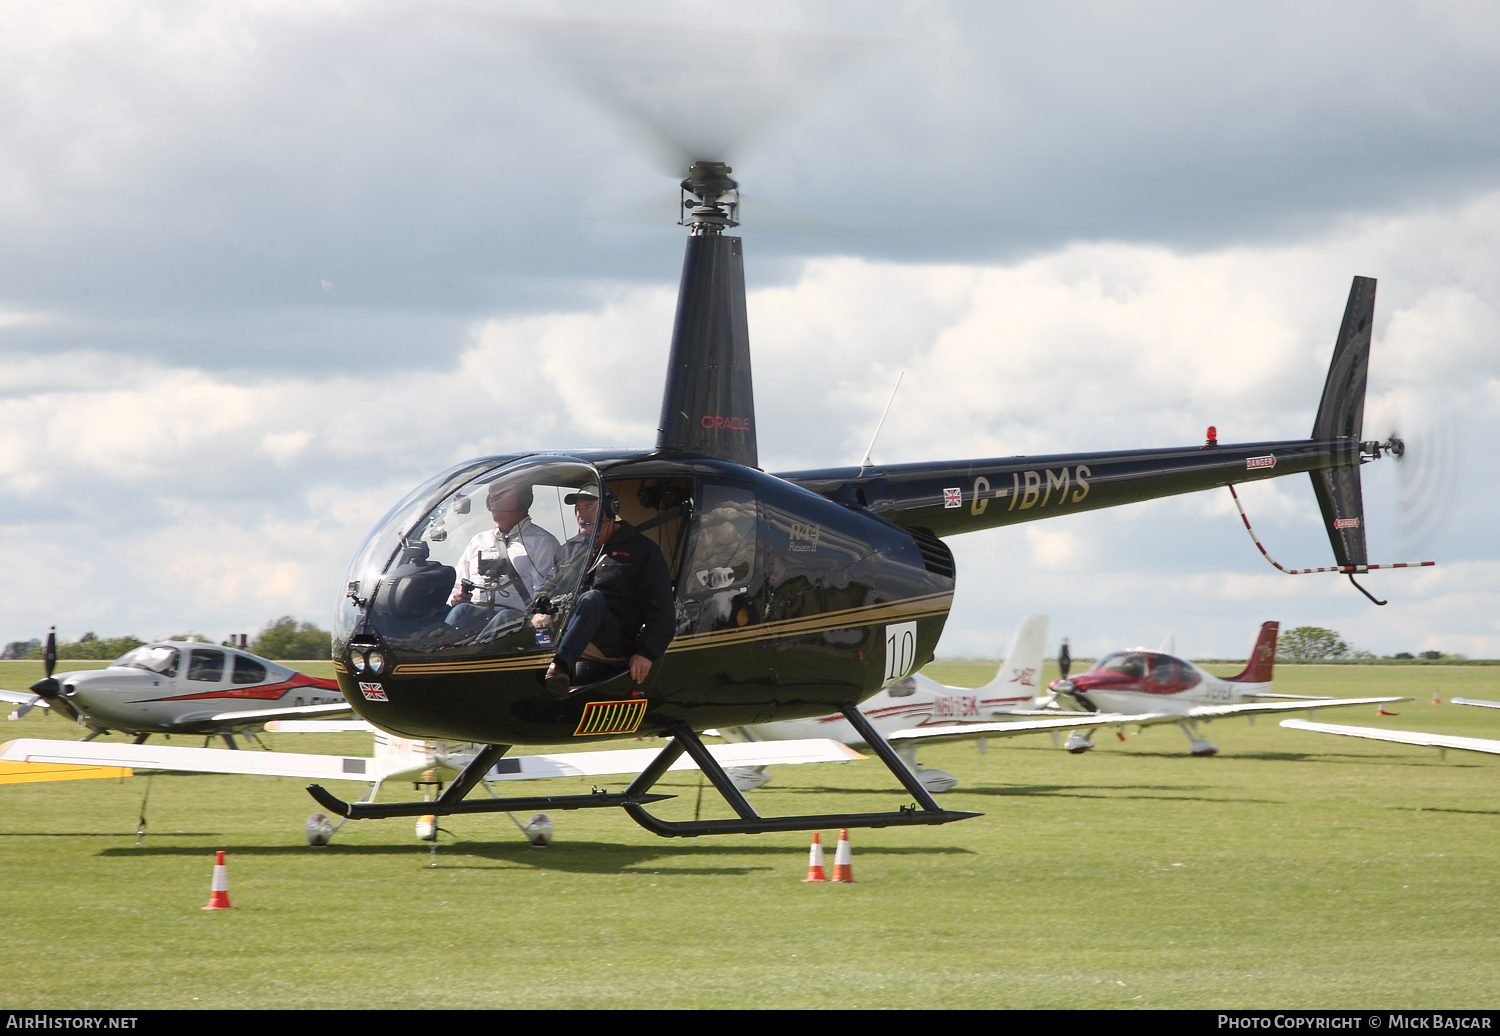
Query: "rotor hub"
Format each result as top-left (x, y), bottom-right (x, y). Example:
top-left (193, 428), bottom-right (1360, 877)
top-left (680, 161), bottom-right (739, 235)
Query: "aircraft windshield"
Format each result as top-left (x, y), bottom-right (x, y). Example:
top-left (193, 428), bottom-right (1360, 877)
top-left (115, 645), bottom-right (180, 676)
top-left (338, 457), bottom-right (602, 657)
top-left (1095, 652), bottom-right (1147, 678)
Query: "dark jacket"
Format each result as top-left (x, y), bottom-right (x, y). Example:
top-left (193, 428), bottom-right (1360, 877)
top-left (584, 520), bottom-right (676, 661)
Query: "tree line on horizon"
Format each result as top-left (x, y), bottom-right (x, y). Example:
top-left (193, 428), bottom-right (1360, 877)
top-left (1, 616), bottom-right (333, 661)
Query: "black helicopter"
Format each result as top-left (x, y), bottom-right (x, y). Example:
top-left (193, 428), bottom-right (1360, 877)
top-left (309, 148), bottom-right (1404, 839)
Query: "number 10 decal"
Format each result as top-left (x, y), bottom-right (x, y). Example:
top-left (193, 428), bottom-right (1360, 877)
top-left (884, 621), bottom-right (917, 686)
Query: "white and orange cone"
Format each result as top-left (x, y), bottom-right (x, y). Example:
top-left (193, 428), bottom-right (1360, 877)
top-left (202, 850), bottom-right (235, 911)
top-left (831, 828), bottom-right (854, 883)
top-left (801, 832), bottom-right (827, 882)
top-left (1377, 704), bottom-right (1398, 717)
top-left (1433, 690), bottom-right (1441, 705)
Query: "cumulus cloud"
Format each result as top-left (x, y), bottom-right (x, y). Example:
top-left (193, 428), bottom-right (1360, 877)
top-left (2, 190), bottom-right (1497, 656)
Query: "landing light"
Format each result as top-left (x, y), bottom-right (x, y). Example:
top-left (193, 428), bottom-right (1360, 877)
top-left (351, 653), bottom-right (367, 673)
top-left (366, 651), bottom-right (385, 674)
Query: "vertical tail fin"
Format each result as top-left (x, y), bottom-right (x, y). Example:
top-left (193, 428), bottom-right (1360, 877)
top-left (1226, 621), bottom-right (1279, 684)
top-left (1309, 276), bottom-right (1375, 569)
top-left (981, 614), bottom-right (1049, 703)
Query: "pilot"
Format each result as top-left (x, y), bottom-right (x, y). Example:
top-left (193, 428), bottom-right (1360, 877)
top-left (530, 484), bottom-right (608, 605)
top-left (446, 482), bottom-right (560, 637)
top-left (537, 485), bottom-right (675, 698)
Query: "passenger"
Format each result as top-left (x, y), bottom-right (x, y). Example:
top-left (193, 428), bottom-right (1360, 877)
top-left (538, 486), bottom-right (674, 698)
top-left (446, 483), bottom-right (560, 637)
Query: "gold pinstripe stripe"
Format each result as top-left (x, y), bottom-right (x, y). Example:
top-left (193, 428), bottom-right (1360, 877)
top-left (388, 591), bottom-right (954, 674)
top-left (665, 592), bottom-right (953, 653)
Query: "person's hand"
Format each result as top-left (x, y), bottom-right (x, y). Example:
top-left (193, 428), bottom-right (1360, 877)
top-left (530, 613), bottom-right (552, 629)
top-left (449, 587), bottom-right (471, 605)
top-left (629, 654), bottom-right (652, 684)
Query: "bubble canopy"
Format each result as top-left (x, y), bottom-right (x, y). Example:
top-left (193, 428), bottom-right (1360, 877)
top-left (335, 456), bottom-right (602, 660)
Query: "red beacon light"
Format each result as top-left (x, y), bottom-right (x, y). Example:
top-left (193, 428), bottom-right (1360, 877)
top-left (1202, 425), bottom-right (1218, 449)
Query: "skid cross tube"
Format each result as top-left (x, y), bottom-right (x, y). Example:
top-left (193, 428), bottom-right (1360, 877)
top-left (619, 719), bottom-right (980, 838)
top-left (305, 741), bottom-right (672, 819)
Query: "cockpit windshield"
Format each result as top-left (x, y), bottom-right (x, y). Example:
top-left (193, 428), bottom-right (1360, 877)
top-left (1094, 652), bottom-right (1147, 678)
top-left (115, 645), bottom-right (180, 676)
top-left (336, 457), bottom-right (602, 657)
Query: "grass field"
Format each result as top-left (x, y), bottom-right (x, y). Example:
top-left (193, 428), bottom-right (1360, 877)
top-left (2, 659), bottom-right (1497, 1009)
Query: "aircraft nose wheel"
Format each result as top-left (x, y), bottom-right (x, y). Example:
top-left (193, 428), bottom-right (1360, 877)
top-left (1189, 740), bottom-right (1219, 757)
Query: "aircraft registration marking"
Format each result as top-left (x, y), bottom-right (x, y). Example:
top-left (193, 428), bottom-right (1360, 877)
top-left (972, 466), bottom-right (1092, 515)
top-left (574, 699), bottom-right (647, 736)
top-left (932, 693), bottom-right (978, 718)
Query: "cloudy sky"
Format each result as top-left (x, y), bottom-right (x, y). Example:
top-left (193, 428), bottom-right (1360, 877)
top-left (2, 0), bottom-right (1498, 660)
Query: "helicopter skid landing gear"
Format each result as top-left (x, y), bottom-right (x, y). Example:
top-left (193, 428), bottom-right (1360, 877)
top-left (620, 711), bottom-right (980, 838)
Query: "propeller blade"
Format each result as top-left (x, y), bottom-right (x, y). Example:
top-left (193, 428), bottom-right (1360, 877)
top-left (43, 626), bottom-right (56, 680)
top-left (8, 696), bottom-right (41, 721)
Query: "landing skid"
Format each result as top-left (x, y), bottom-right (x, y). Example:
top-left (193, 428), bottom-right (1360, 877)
top-left (304, 711), bottom-right (980, 838)
top-left (619, 708), bottom-right (979, 838)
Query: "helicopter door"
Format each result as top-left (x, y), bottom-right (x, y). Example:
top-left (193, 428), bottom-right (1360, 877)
top-left (679, 480), bottom-right (761, 635)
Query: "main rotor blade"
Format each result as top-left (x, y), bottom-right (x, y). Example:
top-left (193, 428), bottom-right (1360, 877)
top-left (504, 17), bottom-right (879, 175)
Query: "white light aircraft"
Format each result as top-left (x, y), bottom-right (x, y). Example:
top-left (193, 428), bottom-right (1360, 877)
top-left (1281, 697), bottom-right (1500, 759)
top-left (0, 630), bottom-right (349, 747)
top-left (716, 615), bottom-right (1055, 792)
top-left (887, 622), bottom-right (1409, 757)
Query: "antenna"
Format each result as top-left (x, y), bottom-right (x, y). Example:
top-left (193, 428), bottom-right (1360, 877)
top-left (858, 372), bottom-right (904, 475)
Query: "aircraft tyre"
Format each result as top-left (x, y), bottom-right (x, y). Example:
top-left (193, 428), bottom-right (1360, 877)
top-left (1189, 740), bottom-right (1219, 757)
top-left (917, 768), bottom-right (958, 794)
top-left (306, 812), bottom-right (334, 846)
top-left (1064, 732), bottom-right (1096, 754)
top-left (727, 765), bottom-right (772, 792)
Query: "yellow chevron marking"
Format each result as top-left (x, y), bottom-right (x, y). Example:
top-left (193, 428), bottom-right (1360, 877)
top-left (574, 699), bottom-right (647, 736)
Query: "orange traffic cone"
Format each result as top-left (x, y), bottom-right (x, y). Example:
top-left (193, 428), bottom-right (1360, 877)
top-left (1433, 690), bottom-right (1441, 705)
top-left (1377, 705), bottom-right (1398, 717)
top-left (801, 832), bottom-right (827, 882)
top-left (831, 829), bottom-right (854, 883)
top-left (201, 850), bottom-right (235, 910)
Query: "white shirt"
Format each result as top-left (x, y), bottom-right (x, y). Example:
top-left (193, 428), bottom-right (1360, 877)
top-left (451, 516), bottom-right (560, 608)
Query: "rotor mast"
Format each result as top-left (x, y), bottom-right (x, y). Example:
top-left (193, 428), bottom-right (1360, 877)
top-left (656, 160), bottom-right (759, 468)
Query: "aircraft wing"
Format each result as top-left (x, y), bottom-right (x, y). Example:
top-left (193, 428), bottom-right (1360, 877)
top-left (0, 689), bottom-right (48, 708)
top-left (0, 738), bottom-right (407, 782)
top-left (481, 739), bottom-right (864, 781)
top-left (0, 737), bottom-right (862, 785)
top-left (1280, 718), bottom-right (1500, 757)
top-left (1453, 697), bottom-right (1500, 711)
top-left (887, 713), bottom-right (1149, 746)
top-left (887, 696), bottom-right (1410, 746)
top-left (1177, 697), bottom-right (1409, 720)
top-left (208, 701), bottom-right (354, 724)
top-left (264, 719), bottom-right (379, 732)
